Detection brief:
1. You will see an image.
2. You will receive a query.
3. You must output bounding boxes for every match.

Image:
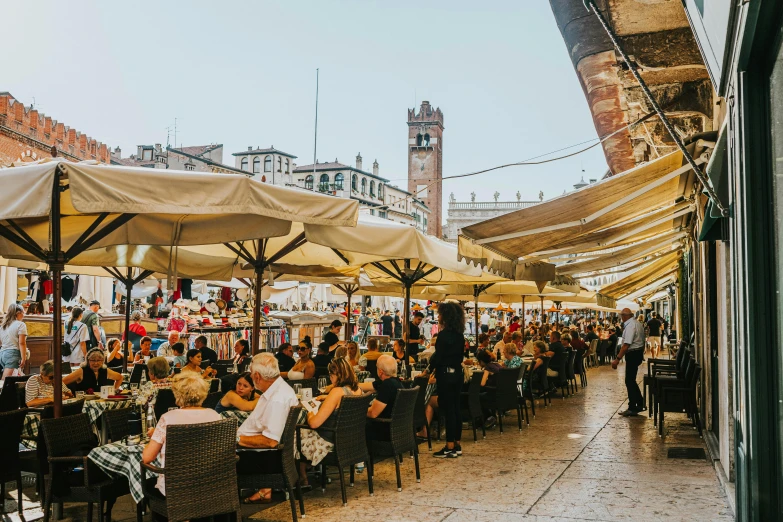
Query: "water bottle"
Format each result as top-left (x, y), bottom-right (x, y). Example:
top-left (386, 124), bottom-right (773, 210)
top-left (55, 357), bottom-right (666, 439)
top-left (127, 408), bottom-right (142, 436)
top-left (140, 369), bottom-right (147, 385)
top-left (146, 403), bottom-right (156, 431)
top-left (399, 361), bottom-right (407, 380)
top-left (233, 359), bottom-right (238, 374)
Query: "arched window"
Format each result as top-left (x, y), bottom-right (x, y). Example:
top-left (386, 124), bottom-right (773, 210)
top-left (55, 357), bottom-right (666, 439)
top-left (264, 156), bottom-right (272, 172)
top-left (334, 173), bottom-right (344, 190)
top-left (285, 159), bottom-right (290, 173)
top-left (416, 133), bottom-right (423, 146)
top-left (241, 157), bottom-right (249, 171)
top-left (361, 178), bottom-right (367, 195)
top-left (252, 156), bottom-right (260, 173)
top-left (378, 184), bottom-right (384, 199)
top-left (304, 175), bottom-right (314, 190)
top-left (423, 133), bottom-right (430, 146)
top-left (352, 174), bottom-right (357, 191)
top-left (369, 180), bottom-right (375, 197)
top-left (277, 157), bottom-right (282, 172)
top-left (319, 173), bottom-right (330, 192)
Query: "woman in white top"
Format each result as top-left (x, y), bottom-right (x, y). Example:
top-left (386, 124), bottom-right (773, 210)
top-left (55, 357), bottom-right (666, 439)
top-left (142, 372), bottom-right (220, 495)
top-left (63, 307), bottom-right (89, 365)
top-left (0, 303), bottom-right (28, 379)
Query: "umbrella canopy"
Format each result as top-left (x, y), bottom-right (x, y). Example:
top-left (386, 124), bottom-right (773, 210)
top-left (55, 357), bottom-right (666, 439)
top-left (0, 159), bottom-right (358, 416)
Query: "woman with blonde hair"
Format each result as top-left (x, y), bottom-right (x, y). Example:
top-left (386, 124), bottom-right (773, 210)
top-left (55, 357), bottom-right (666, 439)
top-left (0, 303), bottom-right (28, 378)
top-left (142, 373), bottom-right (221, 495)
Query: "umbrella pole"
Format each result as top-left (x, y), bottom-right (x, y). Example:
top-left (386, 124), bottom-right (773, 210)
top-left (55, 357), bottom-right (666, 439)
top-left (540, 295), bottom-right (544, 324)
top-left (345, 289), bottom-right (354, 342)
top-left (522, 295), bottom-right (526, 321)
top-left (252, 268), bottom-right (262, 354)
top-left (52, 264), bottom-right (63, 418)
top-left (403, 281), bottom-right (411, 377)
top-left (122, 268), bottom-right (132, 373)
top-left (473, 285), bottom-right (480, 353)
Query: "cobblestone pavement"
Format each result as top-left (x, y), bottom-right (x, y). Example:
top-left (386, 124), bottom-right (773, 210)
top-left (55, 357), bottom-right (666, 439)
top-left (3, 363), bottom-right (734, 522)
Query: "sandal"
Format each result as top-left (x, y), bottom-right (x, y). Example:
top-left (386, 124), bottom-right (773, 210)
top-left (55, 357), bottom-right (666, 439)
top-left (243, 493), bottom-right (273, 504)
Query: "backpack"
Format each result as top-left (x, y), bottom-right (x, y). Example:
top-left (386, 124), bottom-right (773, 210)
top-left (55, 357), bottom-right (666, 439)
top-left (80, 311), bottom-right (100, 349)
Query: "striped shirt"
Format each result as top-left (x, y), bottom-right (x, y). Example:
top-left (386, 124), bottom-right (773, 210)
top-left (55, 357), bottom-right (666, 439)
top-left (24, 374), bottom-right (71, 405)
top-left (621, 318), bottom-right (646, 351)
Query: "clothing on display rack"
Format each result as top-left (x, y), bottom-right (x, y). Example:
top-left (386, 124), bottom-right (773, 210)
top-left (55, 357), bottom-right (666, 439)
top-left (61, 276), bottom-right (74, 300)
top-left (181, 279), bottom-right (193, 300)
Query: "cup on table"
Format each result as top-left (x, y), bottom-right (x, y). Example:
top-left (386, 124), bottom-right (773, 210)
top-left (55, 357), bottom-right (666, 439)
top-left (76, 390), bottom-right (85, 399)
top-left (293, 384), bottom-right (302, 399)
top-left (317, 377), bottom-right (328, 394)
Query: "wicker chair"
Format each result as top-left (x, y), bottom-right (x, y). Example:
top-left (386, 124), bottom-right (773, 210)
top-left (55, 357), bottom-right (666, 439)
top-left (0, 408), bottom-right (28, 515)
top-left (299, 393), bottom-right (373, 506)
top-left (286, 377), bottom-right (318, 399)
top-left (482, 368), bottom-right (524, 433)
top-left (656, 362), bottom-right (701, 438)
top-left (141, 418), bottom-right (240, 522)
top-left (516, 363), bottom-right (533, 425)
top-left (367, 387), bottom-right (421, 492)
top-left (40, 413), bottom-right (128, 522)
top-left (238, 407), bottom-right (304, 521)
top-left (102, 406), bottom-right (133, 443)
top-left (411, 376), bottom-right (432, 450)
top-left (461, 371), bottom-right (485, 441)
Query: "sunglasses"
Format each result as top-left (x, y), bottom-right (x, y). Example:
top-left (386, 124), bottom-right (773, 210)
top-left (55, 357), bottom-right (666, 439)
top-left (298, 347), bottom-right (309, 351)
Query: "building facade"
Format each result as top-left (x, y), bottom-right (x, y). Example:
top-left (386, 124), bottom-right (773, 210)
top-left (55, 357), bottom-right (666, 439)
top-left (291, 155), bottom-right (430, 232)
top-left (444, 194), bottom-right (541, 242)
top-left (0, 92), bottom-right (111, 166)
top-left (111, 143), bottom-right (248, 176)
top-left (232, 146), bottom-right (297, 185)
top-left (407, 101), bottom-right (443, 237)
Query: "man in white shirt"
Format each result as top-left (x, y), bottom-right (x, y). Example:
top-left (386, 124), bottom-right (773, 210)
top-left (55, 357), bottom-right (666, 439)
top-left (237, 352), bottom-right (299, 502)
top-left (612, 308), bottom-right (646, 416)
top-left (494, 331), bottom-right (512, 358)
top-left (479, 310), bottom-right (490, 333)
top-left (155, 330), bottom-right (180, 357)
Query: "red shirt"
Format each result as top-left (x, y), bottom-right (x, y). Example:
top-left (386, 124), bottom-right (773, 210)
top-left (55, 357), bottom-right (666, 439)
top-left (122, 323), bottom-right (147, 341)
top-left (509, 322), bottom-right (521, 334)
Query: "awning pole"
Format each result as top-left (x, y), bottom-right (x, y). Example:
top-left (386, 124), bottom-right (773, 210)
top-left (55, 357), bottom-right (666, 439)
top-left (345, 289), bottom-right (354, 342)
top-left (252, 268), bottom-right (263, 354)
top-left (583, 0), bottom-right (729, 218)
top-left (51, 166), bottom-right (63, 419)
top-left (123, 268), bottom-right (132, 373)
top-left (474, 285), bottom-right (480, 353)
top-left (540, 295), bottom-right (544, 324)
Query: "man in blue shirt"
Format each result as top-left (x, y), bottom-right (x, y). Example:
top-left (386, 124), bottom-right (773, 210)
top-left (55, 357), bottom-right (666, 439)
top-left (612, 309), bottom-right (646, 416)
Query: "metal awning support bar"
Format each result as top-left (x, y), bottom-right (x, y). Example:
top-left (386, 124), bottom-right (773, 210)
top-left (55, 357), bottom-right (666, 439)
top-left (583, 0), bottom-right (730, 218)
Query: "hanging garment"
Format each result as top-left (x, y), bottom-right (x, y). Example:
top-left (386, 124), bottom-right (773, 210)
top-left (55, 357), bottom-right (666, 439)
top-left (180, 279), bottom-right (193, 300)
top-left (42, 279), bottom-right (53, 297)
top-left (61, 276), bottom-right (74, 300)
top-left (71, 275), bottom-right (80, 300)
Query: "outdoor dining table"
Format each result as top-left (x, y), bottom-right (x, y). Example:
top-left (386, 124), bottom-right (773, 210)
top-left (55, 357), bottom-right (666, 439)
top-left (21, 396), bottom-right (134, 447)
top-left (88, 440), bottom-right (159, 505)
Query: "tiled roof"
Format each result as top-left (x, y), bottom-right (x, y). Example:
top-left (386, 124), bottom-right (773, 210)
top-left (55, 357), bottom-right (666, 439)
top-left (232, 147), bottom-right (297, 159)
top-left (171, 144), bottom-right (221, 157)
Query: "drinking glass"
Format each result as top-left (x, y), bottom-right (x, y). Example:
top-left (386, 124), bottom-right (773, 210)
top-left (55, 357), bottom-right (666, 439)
top-left (76, 390), bottom-right (85, 399)
top-left (293, 384), bottom-right (302, 398)
top-left (130, 383), bottom-right (139, 397)
top-left (318, 377), bottom-right (328, 394)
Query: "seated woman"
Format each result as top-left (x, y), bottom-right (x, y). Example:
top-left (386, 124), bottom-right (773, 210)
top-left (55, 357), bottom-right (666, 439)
top-left (391, 339), bottom-right (415, 366)
top-left (214, 372), bottom-right (258, 413)
top-left (231, 339), bottom-right (251, 371)
top-left (105, 338), bottom-right (130, 369)
top-left (171, 342), bottom-right (187, 368)
top-left (133, 336), bottom-right (156, 364)
top-left (137, 356), bottom-right (173, 410)
top-left (502, 343), bottom-right (523, 369)
top-left (142, 373), bottom-right (221, 496)
top-left (180, 348), bottom-right (216, 379)
top-left (475, 349), bottom-right (503, 387)
top-left (345, 341), bottom-right (360, 369)
top-left (25, 360), bottom-right (73, 407)
top-left (282, 343), bottom-right (315, 380)
top-left (64, 348), bottom-right (123, 392)
top-left (298, 357), bottom-right (363, 486)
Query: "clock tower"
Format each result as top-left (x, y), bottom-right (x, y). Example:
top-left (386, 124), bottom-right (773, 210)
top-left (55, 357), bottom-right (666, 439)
top-left (407, 101), bottom-right (443, 237)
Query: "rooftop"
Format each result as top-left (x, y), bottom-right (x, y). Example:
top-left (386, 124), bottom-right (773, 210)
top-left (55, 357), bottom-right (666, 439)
top-left (232, 146), bottom-right (297, 159)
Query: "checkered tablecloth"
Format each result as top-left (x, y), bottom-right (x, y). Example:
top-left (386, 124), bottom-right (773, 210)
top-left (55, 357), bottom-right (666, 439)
top-left (219, 409), bottom-right (250, 427)
top-left (20, 398), bottom-right (132, 444)
top-left (88, 441), bottom-right (159, 504)
top-left (356, 371), bottom-right (370, 383)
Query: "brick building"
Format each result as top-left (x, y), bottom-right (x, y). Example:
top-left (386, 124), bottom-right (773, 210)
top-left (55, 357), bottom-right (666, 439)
top-left (0, 92), bottom-right (111, 166)
top-left (407, 101), bottom-right (443, 237)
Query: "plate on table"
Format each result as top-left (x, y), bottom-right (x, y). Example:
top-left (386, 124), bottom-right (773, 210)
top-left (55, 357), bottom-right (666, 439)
top-left (104, 396), bottom-right (131, 401)
top-left (80, 394), bottom-right (100, 400)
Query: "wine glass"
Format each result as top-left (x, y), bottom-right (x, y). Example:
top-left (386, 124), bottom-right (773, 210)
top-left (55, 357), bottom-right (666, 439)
top-left (293, 383), bottom-right (302, 399)
top-left (130, 383), bottom-right (139, 397)
top-left (318, 377), bottom-right (328, 394)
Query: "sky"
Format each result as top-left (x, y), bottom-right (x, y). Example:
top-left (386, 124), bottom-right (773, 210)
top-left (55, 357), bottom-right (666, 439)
top-left (2, 0), bottom-right (608, 224)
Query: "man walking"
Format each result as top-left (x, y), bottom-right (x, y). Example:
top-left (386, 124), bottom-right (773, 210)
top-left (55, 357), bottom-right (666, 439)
top-left (646, 311), bottom-right (663, 358)
top-left (612, 308), bottom-right (646, 416)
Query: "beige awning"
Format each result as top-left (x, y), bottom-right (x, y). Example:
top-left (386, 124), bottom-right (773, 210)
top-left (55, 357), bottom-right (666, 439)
top-left (458, 150), bottom-right (698, 270)
top-left (599, 251), bottom-right (681, 300)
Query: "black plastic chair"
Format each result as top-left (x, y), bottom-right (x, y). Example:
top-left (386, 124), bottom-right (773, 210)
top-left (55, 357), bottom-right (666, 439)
top-left (516, 362), bottom-right (533, 425)
top-left (656, 363), bottom-right (702, 438)
top-left (238, 407), bottom-right (304, 521)
top-left (41, 413), bottom-right (129, 522)
top-left (644, 344), bottom-right (689, 414)
top-left (129, 364), bottom-right (149, 385)
top-left (365, 359), bottom-right (379, 380)
top-left (367, 387), bottom-right (421, 492)
top-left (483, 368), bottom-right (523, 433)
top-left (565, 350), bottom-right (577, 396)
top-left (533, 356), bottom-right (552, 406)
top-left (574, 347), bottom-right (587, 387)
top-left (652, 356), bottom-right (695, 427)
top-left (0, 408), bottom-right (28, 515)
top-left (314, 366), bottom-right (329, 379)
top-left (299, 393), bottom-right (373, 506)
top-left (552, 354), bottom-right (569, 399)
top-left (141, 419), bottom-right (240, 522)
top-left (460, 371), bottom-right (485, 441)
top-left (412, 376), bottom-right (432, 450)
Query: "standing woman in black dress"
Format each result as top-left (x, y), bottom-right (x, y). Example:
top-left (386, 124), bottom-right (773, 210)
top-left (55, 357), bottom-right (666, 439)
top-left (431, 302), bottom-right (466, 458)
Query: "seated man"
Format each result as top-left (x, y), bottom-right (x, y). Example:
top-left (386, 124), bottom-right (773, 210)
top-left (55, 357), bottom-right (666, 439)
top-left (358, 354), bottom-right (402, 441)
top-left (236, 352), bottom-right (299, 503)
top-left (156, 330), bottom-right (180, 358)
top-left (194, 335), bottom-right (218, 365)
top-left (358, 338), bottom-right (384, 370)
top-left (312, 342), bottom-right (332, 367)
top-left (274, 342), bottom-right (296, 373)
top-left (544, 331), bottom-right (565, 380)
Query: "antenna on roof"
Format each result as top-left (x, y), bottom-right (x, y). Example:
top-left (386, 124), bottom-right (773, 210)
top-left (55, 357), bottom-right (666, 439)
top-left (313, 68), bottom-right (319, 178)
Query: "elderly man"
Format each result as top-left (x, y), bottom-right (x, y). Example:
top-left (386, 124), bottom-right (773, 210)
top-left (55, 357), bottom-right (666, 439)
top-left (612, 308), bottom-right (646, 416)
top-left (494, 330), bottom-right (512, 358)
top-left (237, 352), bottom-right (299, 503)
top-left (359, 354), bottom-right (402, 440)
top-left (156, 330), bottom-right (180, 357)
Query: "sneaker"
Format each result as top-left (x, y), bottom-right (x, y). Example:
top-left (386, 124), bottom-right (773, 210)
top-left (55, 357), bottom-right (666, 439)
top-left (619, 409), bottom-right (640, 417)
top-left (355, 462), bottom-right (365, 473)
top-left (453, 444), bottom-right (462, 456)
top-left (433, 446), bottom-right (458, 459)
top-left (484, 416), bottom-right (497, 429)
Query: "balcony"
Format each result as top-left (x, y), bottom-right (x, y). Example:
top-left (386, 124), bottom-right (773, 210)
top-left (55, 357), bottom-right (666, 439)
top-left (448, 200), bottom-right (539, 210)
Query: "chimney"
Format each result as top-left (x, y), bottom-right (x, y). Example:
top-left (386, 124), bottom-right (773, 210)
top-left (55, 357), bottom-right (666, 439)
top-left (356, 153), bottom-right (363, 171)
top-left (248, 146), bottom-right (252, 151)
top-left (137, 145), bottom-right (144, 157)
top-left (29, 109), bottom-right (38, 129)
top-left (154, 143), bottom-right (161, 152)
top-left (111, 146), bottom-right (122, 160)
top-left (589, 178), bottom-right (597, 184)
top-left (373, 160), bottom-right (379, 177)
